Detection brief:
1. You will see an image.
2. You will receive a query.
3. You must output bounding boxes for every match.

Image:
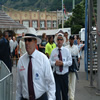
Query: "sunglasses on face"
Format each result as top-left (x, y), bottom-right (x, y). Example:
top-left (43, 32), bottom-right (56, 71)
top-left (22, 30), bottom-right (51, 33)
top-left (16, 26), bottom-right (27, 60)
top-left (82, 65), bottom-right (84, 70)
top-left (24, 38), bottom-right (33, 42)
top-left (57, 39), bottom-right (63, 41)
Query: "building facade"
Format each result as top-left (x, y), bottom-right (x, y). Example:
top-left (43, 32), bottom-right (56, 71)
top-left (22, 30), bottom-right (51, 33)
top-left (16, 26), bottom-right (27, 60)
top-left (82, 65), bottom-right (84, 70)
top-left (56, 10), bottom-right (72, 26)
top-left (7, 10), bottom-right (57, 30)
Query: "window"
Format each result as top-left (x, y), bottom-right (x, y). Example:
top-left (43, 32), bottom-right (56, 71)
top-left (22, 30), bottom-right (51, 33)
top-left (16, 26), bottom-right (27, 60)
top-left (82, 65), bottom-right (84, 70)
top-left (53, 21), bottom-right (57, 28)
top-left (22, 21), bottom-right (29, 28)
top-left (40, 21), bottom-right (45, 28)
top-left (47, 21), bottom-right (51, 28)
top-left (32, 21), bottom-right (37, 28)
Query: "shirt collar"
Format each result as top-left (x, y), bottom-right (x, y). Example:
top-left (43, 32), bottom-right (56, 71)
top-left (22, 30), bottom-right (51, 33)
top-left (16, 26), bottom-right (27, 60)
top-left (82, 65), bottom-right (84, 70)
top-left (57, 46), bottom-right (63, 50)
top-left (69, 44), bottom-right (74, 48)
top-left (27, 49), bottom-right (37, 58)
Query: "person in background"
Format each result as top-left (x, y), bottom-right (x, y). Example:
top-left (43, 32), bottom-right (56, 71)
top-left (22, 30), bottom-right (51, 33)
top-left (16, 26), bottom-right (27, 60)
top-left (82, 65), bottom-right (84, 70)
top-left (19, 33), bottom-right (26, 56)
top-left (12, 36), bottom-right (19, 66)
top-left (63, 31), bottom-right (69, 46)
top-left (17, 39), bottom-right (20, 58)
top-left (0, 30), bottom-right (12, 72)
top-left (80, 40), bottom-right (84, 51)
top-left (50, 33), bottom-right (72, 100)
top-left (73, 35), bottom-right (77, 45)
top-left (45, 36), bottom-right (56, 58)
top-left (39, 33), bottom-right (47, 54)
top-left (66, 35), bottom-right (80, 100)
top-left (77, 38), bottom-right (85, 59)
top-left (16, 32), bottom-right (55, 100)
top-left (9, 35), bottom-right (13, 57)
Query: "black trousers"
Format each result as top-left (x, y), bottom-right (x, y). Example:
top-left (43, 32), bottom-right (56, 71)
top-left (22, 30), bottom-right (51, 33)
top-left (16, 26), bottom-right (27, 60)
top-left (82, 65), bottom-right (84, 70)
top-left (21, 93), bottom-right (48, 100)
top-left (54, 73), bottom-right (68, 100)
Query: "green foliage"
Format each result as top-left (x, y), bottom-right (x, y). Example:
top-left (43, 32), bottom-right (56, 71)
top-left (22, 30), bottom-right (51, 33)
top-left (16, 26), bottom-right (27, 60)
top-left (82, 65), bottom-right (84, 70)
top-left (64, 0), bottom-right (85, 34)
top-left (64, 17), bottom-right (73, 27)
top-left (58, 24), bottom-right (62, 28)
top-left (71, 25), bottom-right (82, 34)
top-left (0, 0), bottom-right (82, 11)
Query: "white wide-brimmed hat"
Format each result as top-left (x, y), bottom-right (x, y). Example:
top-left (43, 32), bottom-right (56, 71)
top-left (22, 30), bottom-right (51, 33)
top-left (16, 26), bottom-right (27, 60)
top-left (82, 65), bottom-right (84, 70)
top-left (54, 33), bottom-right (66, 44)
top-left (22, 29), bottom-right (41, 44)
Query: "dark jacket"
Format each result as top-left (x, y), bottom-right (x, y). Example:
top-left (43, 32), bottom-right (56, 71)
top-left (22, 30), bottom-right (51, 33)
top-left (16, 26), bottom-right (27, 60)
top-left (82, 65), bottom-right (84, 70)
top-left (0, 37), bottom-right (12, 72)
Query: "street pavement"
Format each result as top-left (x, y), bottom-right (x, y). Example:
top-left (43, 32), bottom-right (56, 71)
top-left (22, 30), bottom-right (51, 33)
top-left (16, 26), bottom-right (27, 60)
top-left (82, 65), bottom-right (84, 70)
top-left (12, 52), bottom-right (100, 100)
top-left (75, 52), bottom-right (100, 100)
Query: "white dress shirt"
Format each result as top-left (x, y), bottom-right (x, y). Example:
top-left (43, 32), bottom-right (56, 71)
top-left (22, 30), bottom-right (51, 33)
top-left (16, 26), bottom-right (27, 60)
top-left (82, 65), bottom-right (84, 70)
top-left (9, 39), bottom-right (13, 53)
top-left (77, 43), bottom-right (84, 57)
top-left (50, 46), bottom-right (72, 75)
top-left (16, 49), bottom-right (55, 100)
top-left (66, 45), bottom-right (80, 58)
top-left (13, 40), bottom-right (18, 50)
top-left (19, 40), bottom-right (26, 56)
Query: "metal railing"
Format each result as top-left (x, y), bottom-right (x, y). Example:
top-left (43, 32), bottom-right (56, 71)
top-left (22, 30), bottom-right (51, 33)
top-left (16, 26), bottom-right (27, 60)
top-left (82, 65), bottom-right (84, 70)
top-left (0, 60), bottom-right (13, 100)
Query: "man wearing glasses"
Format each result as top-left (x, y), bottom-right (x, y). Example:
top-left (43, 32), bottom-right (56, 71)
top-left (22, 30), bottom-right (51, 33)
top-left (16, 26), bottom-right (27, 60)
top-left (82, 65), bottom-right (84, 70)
top-left (16, 31), bottom-right (55, 100)
top-left (50, 33), bottom-right (72, 100)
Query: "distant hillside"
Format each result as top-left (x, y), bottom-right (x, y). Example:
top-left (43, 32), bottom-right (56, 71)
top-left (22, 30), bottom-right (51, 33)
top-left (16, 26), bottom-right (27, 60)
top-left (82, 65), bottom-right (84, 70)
top-left (0, 0), bottom-right (82, 12)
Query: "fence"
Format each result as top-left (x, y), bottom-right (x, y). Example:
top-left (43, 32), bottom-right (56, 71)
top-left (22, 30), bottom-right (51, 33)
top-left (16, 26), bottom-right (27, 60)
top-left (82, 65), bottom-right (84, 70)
top-left (0, 60), bottom-right (13, 100)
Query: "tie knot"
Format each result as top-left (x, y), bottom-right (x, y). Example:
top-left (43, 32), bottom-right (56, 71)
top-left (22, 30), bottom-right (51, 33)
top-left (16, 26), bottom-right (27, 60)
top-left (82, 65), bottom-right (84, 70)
top-left (58, 49), bottom-right (61, 51)
top-left (29, 56), bottom-right (32, 59)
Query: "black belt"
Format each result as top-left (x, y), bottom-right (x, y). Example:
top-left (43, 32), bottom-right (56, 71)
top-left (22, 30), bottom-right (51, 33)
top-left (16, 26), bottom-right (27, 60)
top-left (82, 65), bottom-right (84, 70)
top-left (21, 92), bottom-right (47, 100)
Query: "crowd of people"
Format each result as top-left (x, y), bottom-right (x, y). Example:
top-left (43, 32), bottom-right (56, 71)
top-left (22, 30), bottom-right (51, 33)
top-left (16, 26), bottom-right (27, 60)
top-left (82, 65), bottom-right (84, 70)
top-left (0, 29), bottom-right (85, 100)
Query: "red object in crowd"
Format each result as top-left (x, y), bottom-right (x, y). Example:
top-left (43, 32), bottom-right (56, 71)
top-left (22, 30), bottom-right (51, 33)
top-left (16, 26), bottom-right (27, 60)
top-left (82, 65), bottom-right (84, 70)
top-left (36, 45), bottom-right (38, 50)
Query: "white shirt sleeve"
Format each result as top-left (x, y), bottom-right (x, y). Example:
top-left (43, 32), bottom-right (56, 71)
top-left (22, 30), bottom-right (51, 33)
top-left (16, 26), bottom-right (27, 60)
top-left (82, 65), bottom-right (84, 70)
top-left (44, 57), bottom-right (56, 100)
top-left (49, 50), bottom-right (56, 73)
top-left (16, 60), bottom-right (22, 100)
top-left (49, 50), bottom-right (56, 67)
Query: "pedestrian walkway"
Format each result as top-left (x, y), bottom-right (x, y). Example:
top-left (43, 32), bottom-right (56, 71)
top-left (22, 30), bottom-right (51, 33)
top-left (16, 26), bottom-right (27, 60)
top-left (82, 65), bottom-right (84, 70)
top-left (75, 51), bottom-right (100, 100)
top-left (12, 51), bottom-right (100, 100)
top-left (75, 72), bottom-right (100, 100)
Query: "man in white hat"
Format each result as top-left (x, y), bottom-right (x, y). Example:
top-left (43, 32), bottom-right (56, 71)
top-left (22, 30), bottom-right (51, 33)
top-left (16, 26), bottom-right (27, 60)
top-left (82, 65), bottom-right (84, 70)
top-left (16, 32), bottom-right (55, 100)
top-left (50, 33), bottom-right (72, 100)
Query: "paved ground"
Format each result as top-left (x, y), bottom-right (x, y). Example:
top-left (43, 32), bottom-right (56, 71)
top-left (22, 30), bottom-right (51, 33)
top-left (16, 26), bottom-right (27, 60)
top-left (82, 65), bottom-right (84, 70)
top-left (75, 52), bottom-right (100, 100)
top-left (12, 52), bottom-right (100, 100)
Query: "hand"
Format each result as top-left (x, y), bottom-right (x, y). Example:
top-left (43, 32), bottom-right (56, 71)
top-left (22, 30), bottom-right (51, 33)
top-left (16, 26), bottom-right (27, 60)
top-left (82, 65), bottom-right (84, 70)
top-left (78, 58), bottom-right (80, 64)
top-left (55, 60), bottom-right (63, 66)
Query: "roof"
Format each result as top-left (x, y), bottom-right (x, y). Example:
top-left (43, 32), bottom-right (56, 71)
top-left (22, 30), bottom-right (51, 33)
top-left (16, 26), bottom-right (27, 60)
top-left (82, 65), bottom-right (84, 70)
top-left (0, 10), bottom-right (26, 29)
top-left (36, 28), bottom-right (71, 36)
top-left (36, 29), bottom-right (58, 36)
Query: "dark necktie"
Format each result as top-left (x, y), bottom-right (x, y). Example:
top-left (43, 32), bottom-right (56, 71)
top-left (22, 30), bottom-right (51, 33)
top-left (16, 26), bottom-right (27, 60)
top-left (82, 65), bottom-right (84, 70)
top-left (58, 49), bottom-right (63, 72)
top-left (28, 56), bottom-right (35, 100)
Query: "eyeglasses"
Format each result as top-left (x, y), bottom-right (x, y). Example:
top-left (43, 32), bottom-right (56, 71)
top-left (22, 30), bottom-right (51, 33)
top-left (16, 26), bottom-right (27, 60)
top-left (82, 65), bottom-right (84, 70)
top-left (57, 39), bottom-right (63, 41)
top-left (24, 38), bottom-right (33, 42)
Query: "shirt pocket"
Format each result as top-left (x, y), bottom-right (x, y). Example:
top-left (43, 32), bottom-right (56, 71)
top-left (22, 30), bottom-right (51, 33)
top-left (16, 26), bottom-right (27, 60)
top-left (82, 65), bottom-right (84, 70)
top-left (62, 57), bottom-right (66, 62)
top-left (33, 69), bottom-right (43, 82)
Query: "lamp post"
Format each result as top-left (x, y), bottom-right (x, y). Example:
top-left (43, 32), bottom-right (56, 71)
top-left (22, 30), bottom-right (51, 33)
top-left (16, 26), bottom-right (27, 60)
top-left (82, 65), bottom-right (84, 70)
top-left (96, 0), bottom-right (100, 95)
top-left (73, 0), bottom-right (75, 9)
top-left (62, 0), bottom-right (64, 28)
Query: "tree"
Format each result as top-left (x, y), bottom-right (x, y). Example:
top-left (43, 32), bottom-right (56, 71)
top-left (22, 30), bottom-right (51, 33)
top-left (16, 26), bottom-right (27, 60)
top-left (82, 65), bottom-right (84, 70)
top-left (64, 0), bottom-right (85, 34)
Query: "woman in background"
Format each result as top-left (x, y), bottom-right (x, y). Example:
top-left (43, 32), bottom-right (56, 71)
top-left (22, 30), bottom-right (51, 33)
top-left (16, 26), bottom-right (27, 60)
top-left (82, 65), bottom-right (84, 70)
top-left (39, 33), bottom-right (47, 54)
